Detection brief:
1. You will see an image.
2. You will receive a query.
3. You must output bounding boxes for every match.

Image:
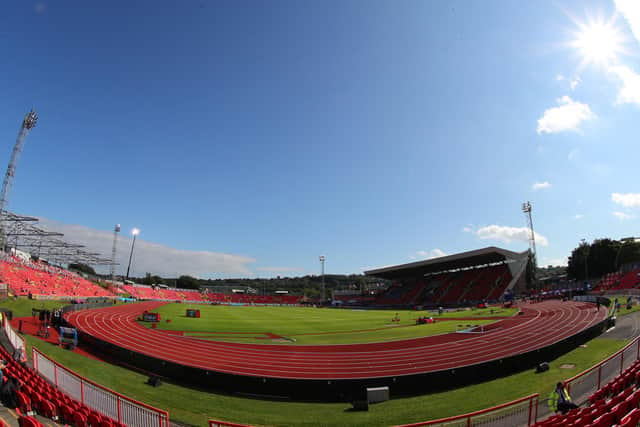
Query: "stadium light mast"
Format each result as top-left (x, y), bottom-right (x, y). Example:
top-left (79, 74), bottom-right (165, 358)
top-left (125, 228), bottom-right (140, 283)
top-left (522, 201), bottom-right (538, 289)
top-left (0, 110), bottom-right (38, 252)
top-left (319, 255), bottom-right (326, 302)
top-left (110, 224), bottom-right (120, 281)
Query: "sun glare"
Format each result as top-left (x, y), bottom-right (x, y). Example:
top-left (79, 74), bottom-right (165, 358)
top-left (570, 18), bottom-right (625, 67)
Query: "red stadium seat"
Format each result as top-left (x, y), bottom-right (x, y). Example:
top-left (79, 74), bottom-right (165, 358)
top-left (15, 391), bottom-right (32, 415)
top-left (38, 399), bottom-right (57, 420)
top-left (621, 408), bottom-right (640, 427)
top-left (18, 417), bottom-right (44, 427)
top-left (87, 411), bottom-right (103, 426)
top-left (72, 411), bottom-right (89, 427)
top-left (591, 413), bottom-right (613, 427)
top-left (612, 401), bottom-right (631, 423)
top-left (60, 404), bottom-right (75, 424)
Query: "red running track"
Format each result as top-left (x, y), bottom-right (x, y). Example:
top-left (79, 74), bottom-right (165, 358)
top-left (66, 300), bottom-right (607, 380)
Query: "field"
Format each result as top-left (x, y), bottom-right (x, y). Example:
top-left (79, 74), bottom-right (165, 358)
top-left (0, 298), bottom-right (631, 426)
top-left (138, 303), bottom-right (518, 345)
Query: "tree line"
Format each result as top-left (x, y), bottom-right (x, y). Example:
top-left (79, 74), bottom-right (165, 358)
top-left (128, 272), bottom-right (388, 298)
top-left (566, 237), bottom-right (640, 281)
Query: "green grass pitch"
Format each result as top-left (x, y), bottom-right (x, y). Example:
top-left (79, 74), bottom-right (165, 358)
top-left (141, 303), bottom-right (518, 345)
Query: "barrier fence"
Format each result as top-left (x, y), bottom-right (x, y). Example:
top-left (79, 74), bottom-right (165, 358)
top-left (395, 394), bottom-right (539, 427)
top-left (394, 335), bottom-right (640, 427)
top-left (2, 314), bottom-right (25, 357)
top-left (565, 335), bottom-right (640, 405)
top-left (32, 347), bottom-right (170, 427)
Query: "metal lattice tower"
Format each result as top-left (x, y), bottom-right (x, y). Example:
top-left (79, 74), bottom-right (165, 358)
top-left (110, 224), bottom-right (120, 281)
top-left (0, 110), bottom-right (38, 251)
top-left (522, 201), bottom-right (538, 287)
top-left (522, 201), bottom-right (537, 259)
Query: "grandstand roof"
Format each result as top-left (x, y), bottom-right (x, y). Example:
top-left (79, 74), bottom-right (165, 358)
top-left (364, 246), bottom-right (528, 280)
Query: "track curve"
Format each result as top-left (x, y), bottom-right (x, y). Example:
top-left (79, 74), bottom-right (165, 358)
top-left (66, 300), bottom-right (607, 380)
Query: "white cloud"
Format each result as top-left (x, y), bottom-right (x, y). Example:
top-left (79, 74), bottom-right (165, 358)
top-left (415, 249), bottom-right (447, 260)
top-left (462, 226), bottom-right (472, 233)
top-left (609, 65), bottom-right (640, 106)
top-left (537, 96), bottom-right (595, 134)
top-left (475, 225), bottom-right (549, 247)
top-left (613, 211), bottom-right (634, 221)
top-left (34, 217), bottom-right (255, 277)
top-left (570, 77), bottom-right (581, 91)
top-left (556, 74), bottom-right (565, 81)
top-left (612, 192), bottom-right (640, 208)
top-left (615, 0), bottom-right (640, 44)
top-left (574, 214), bottom-right (584, 220)
top-left (544, 257), bottom-right (568, 266)
top-left (532, 181), bottom-right (551, 191)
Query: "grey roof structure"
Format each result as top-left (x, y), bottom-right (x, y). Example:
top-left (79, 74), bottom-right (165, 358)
top-left (364, 246), bottom-right (528, 280)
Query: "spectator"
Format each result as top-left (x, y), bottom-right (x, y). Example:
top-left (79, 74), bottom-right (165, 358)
top-left (548, 382), bottom-right (578, 414)
top-left (1, 376), bottom-right (20, 408)
top-left (0, 359), bottom-right (6, 385)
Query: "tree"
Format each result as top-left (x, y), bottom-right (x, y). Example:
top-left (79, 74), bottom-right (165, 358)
top-left (567, 241), bottom-right (590, 280)
top-left (567, 238), bottom-right (620, 280)
top-left (68, 263), bottom-right (96, 276)
top-left (616, 239), bottom-right (640, 268)
top-left (177, 275), bottom-right (200, 289)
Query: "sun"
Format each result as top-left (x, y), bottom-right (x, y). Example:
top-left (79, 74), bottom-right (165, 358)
top-left (570, 17), bottom-right (625, 68)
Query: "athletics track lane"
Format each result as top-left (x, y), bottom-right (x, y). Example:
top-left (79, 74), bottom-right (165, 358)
top-left (65, 300), bottom-right (607, 380)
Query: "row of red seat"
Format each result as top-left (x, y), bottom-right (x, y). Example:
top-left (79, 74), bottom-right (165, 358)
top-left (121, 284), bottom-right (301, 304)
top-left (374, 264), bottom-right (513, 307)
top-left (0, 260), bottom-right (112, 298)
top-left (535, 360), bottom-right (640, 427)
top-left (0, 345), bottom-right (121, 427)
top-left (594, 270), bottom-right (640, 292)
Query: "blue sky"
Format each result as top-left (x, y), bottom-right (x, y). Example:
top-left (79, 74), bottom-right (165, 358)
top-left (1, 0), bottom-right (640, 278)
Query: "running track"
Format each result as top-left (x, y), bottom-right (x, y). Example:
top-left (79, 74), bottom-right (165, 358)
top-left (66, 300), bottom-right (607, 380)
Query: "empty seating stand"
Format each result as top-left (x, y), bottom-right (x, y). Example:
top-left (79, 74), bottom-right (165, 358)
top-left (0, 258), bottom-right (113, 298)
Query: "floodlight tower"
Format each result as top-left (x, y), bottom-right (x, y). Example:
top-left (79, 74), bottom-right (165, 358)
top-left (522, 201), bottom-right (538, 287)
top-left (125, 228), bottom-right (140, 283)
top-left (319, 255), bottom-right (326, 301)
top-left (110, 224), bottom-right (121, 281)
top-left (0, 110), bottom-right (38, 251)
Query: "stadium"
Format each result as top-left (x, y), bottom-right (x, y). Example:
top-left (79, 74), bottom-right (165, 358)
top-left (4, 2), bottom-right (640, 427)
top-left (0, 118), bottom-right (636, 426)
top-left (0, 212), bottom-right (636, 427)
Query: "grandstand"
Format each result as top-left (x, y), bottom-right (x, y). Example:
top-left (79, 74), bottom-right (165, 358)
top-left (594, 270), bottom-right (640, 292)
top-left (365, 246), bottom-right (529, 307)
top-left (0, 257), bottom-right (112, 298)
top-left (120, 283), bottom-right (300, 304)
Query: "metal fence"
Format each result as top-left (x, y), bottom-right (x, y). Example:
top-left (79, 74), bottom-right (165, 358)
top-left (565, 336), bottom-right (640, 405)
top-left (60, 301), bottom-right (115, 315)
top-left (389, 336), bottom-right (640, 427)
top-left (32, 347), bottom-right (170, 427)
top-left (2, 313), bottom-right (25, 357)
top-left (394, 394), bottom-right (539, 427)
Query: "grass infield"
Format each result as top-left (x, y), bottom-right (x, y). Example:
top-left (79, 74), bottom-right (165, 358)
top-left (139, 303), bottom-right (518, 345)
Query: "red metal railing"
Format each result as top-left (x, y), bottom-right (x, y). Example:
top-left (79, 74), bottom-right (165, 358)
top-left (565, 335), bottom-right (640, 404)
top-left (394, 393), bottom-right (539, 427)
top-left (32, 347), bottom-right (170, 427)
